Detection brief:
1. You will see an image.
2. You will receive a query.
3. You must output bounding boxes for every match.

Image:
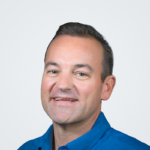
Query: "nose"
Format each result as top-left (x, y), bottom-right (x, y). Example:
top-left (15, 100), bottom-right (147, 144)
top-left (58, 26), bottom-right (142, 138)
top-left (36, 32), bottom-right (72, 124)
top-left (56, 73), bottom-right (73, 91)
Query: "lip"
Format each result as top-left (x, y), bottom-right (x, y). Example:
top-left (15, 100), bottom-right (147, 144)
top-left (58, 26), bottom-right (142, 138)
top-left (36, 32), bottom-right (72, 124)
top-left (51, 97), bottom-right (78, 102)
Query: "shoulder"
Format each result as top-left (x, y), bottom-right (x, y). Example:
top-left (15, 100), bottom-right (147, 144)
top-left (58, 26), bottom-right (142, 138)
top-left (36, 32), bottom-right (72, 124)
top-left (17, 137), bottom-right (41, 150)
top-left (106, 128), bottom-right (150, 150)
top-left (17, 125), bottom-right (53, 150)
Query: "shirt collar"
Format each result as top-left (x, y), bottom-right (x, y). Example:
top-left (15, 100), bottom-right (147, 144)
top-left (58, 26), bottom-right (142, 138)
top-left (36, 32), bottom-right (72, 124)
top-left (66, 112), bottom-right (111, 150)
top-left (39, 112), bottom-right (110, 150)
top-left (38, 125), bottom-right (53, 150)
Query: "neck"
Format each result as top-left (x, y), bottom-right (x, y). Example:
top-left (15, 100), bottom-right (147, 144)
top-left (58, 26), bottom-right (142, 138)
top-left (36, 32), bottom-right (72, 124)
top-left (53, 110), bottom-right (101, 150)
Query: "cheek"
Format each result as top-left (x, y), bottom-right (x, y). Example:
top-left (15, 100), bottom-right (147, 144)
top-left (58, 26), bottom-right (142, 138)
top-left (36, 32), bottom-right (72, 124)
top-left (41, 79), bottom-right (49, 93)
top-left (75, 80), bottom-right (102, 101)
top-left (41, 76), bottom-right (55, 97)
top-left (75, 82), bottom-right (94, 99)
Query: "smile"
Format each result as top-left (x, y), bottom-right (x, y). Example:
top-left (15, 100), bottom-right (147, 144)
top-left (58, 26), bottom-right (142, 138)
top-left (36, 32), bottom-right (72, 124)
top-left (52, 97), bottom-right (78, 102)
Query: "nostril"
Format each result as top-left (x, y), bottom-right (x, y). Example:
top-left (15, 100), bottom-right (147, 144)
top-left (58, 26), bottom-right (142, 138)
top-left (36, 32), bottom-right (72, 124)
top-left (56, 77), bottom-right (73, 90)
top-left (59, 89), bottom-right (72, 96)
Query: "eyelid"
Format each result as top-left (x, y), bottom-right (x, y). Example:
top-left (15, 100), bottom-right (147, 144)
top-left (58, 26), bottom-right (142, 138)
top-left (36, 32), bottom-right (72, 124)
top-left (76, 72), bottom-right (87, 76)
top-left (45, 65), bottom-right (59, 72)
top-left (46, 69), bottom-right (60, 76)
top-left (74, 71), bottom-right (90, 79)
top-left (49, 70), bottom-right (58, 73)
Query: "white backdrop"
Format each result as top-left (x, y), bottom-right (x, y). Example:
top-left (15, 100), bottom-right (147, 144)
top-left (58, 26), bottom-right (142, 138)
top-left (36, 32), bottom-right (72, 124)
top-left (0, 0), bottom-right (150, 149)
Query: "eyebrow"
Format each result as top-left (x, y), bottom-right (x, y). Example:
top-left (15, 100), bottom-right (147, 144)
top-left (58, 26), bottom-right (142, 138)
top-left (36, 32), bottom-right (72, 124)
top-left (73, 64), bottom-right (93, 72)
top-left (45, 62), bottom-right (93, 72)
top-left (45, 62), bottom-right (59, 69)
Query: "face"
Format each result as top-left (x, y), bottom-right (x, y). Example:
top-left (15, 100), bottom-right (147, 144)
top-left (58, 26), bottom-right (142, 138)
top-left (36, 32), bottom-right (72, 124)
top-left (41, 35), bottom-right (104, 125)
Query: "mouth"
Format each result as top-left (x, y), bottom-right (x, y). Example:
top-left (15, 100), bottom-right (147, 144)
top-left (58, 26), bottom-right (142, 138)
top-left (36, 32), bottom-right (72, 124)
top-left (51, 97), bottom-right (78, 102)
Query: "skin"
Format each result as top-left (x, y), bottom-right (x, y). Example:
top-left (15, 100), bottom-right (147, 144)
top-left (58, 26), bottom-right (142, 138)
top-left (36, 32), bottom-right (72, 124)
top-left (41, 35), bottom-right (115, 150)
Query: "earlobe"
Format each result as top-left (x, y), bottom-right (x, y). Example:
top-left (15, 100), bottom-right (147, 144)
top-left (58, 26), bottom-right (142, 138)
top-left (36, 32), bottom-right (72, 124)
top-left (101, 75), bottom-right (116, 100)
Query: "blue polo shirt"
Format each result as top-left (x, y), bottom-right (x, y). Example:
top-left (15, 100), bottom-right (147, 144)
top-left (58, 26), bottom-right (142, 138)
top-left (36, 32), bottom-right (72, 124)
top-left (18, 112), bottom-right (150, 150)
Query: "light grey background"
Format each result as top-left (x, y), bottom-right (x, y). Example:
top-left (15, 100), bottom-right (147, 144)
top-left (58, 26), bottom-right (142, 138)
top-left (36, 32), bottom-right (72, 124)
top-left (0, 1), bottom-right (150, 149)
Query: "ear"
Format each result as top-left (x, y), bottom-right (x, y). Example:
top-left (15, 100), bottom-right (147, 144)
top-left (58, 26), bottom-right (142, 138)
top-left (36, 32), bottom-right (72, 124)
top-left (101, 75), bottom-right (116, 100)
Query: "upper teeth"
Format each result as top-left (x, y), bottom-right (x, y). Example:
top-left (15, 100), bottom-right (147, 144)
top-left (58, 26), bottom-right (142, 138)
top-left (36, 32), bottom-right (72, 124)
top-left (55, 98), bottom-right (63, 101)
top-left (54, 98), bottom-right (76, 102)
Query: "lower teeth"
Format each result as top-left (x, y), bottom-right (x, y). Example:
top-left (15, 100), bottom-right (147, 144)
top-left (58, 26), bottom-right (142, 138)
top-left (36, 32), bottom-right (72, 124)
top-left (54, 98), bottom-right (76, 102)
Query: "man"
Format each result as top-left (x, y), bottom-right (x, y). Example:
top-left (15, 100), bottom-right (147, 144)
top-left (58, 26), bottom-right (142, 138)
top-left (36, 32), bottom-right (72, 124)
top-left (18, 22), bottom-right (150, 150)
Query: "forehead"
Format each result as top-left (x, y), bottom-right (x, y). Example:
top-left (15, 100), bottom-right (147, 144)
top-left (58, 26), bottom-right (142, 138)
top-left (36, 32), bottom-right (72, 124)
top-left (45, 35), bottom-right (103, 69)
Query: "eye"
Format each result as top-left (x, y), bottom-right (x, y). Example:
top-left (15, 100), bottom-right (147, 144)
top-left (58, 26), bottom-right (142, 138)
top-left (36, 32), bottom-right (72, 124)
top-left (49, 70), bottom-right (57, 74)
top-left (74, 71), bottom-right (89, 80)
top-left (47, 70), bottom-right (59, 76)
top-left (77, 72), bottom-right (87, 76)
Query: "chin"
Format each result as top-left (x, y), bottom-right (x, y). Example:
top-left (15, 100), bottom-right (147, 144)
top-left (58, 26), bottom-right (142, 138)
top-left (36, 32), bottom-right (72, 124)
top-left (48, 112), bottom-right (71, 124)
top-left (52, 118), bottom-right (72, 125)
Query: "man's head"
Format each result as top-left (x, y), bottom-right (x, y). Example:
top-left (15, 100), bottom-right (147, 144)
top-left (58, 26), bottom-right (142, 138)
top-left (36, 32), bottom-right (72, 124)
top-left (44, 22), bottom-right (113, 82)
top-left (41, 22), bottom-right (115, 125)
